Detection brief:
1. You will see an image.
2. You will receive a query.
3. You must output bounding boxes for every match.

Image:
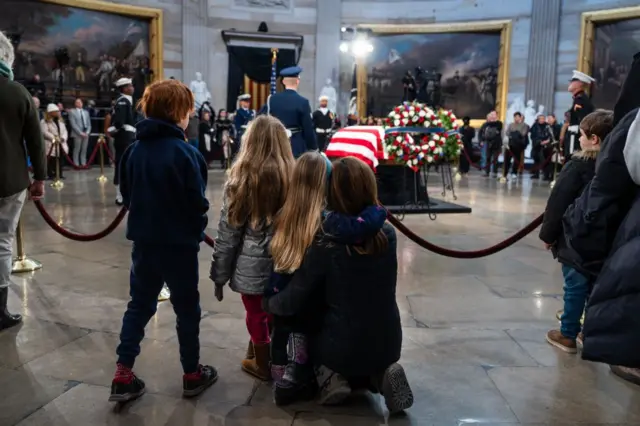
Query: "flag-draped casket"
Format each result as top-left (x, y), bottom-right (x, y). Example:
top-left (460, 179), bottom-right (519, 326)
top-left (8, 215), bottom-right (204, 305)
top-left (325, 126), bottom-right (387, 170)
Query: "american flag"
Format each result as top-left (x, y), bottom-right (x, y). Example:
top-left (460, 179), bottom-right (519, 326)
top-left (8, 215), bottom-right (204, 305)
top-left (325, 126), bottom-right (387, 171)
top-left (270, 48), bottom-right (278, 95)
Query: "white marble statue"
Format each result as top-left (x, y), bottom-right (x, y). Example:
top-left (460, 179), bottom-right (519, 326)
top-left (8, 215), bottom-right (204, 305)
top-left (524, 99), bottom-right (538, 126)
top-left (505, 96), bottom-right (525, 126)
top-left (320, 78), bottom-right (337, 113)
top-left (189, 72), bottom-right (211, 110)
top-left (537, 104), bottom-right (546, 118)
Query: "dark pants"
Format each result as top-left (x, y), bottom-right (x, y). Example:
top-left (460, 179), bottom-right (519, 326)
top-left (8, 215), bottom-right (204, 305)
top-left (47, 156), bottom-right (64, 179)
top-left (316, 134), bottom-right (329, 152)
top-left (531, 145), bottom-right (542, 177)
top-left (459, 143), bottom-right (472, 174)
top-left (116, 244), bottom-right (201, 374)
top-left (113, 138), bottom-right (132, 186)
top-left (485, 144), bottom-right (500, 175)
top-left (503, 145), bottom-right (524, 176)
top-left (542, 146), bottom-right (554, 180)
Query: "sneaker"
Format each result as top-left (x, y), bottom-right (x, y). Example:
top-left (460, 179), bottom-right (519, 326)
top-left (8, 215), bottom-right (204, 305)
top-left (317, 371), bottom-right (352, 406)
top-left (511, 173), bottom-right (518, 179)
top-left (610, 365), bottom-right (640, 386)
top-left (273, 376), bottom-right (318, 406)
top-left (545, 329), bottom-right (577, 354)
top-left (380, 363), bottom-right (414, 414)
top-left (109, 366), bottom-right (146, 403)
top-left (183, 364), bottom-right (219, 398)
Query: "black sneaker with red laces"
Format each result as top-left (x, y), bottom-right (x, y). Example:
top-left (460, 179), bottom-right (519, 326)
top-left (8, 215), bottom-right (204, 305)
top-left (109, 370), bottom-right (146, 403)
top-left (182, 364), bottom-right (218, 398)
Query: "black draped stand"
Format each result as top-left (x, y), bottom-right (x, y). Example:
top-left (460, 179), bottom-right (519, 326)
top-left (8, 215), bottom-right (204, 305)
top-left (377, 163), bottom-right (471, 220)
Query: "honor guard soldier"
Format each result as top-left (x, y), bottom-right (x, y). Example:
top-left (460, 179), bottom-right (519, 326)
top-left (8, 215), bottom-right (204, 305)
top-left (233, 93), bottom-right (254, 146)
top-left (312, 95), bottom-right (335, 151)
top-left (259, 66), bottom-right (317, 158)
top-left (110, 77), bottom-right (137, 205)
top-left (564, 70), bottom-right (595, 159)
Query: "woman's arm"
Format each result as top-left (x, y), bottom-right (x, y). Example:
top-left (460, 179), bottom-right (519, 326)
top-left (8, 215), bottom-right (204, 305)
top-left (209, 200), bottom-right (244, 287)
top-left (266, 243), bottom-right (327, 317)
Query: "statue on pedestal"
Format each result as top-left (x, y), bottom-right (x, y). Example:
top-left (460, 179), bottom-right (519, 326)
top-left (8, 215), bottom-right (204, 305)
top-left (320, 78), bottom-right (337, 113)
top-left (189, 72), bottom-right (211, 110)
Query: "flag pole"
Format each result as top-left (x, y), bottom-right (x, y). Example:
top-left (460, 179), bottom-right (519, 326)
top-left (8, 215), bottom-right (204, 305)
top-left (271, 48), bottom-right (279, 95)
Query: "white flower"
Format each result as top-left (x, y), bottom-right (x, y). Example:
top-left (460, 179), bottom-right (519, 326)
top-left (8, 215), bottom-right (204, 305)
top-left (433, 134), bottom-right (440, 141)
top-left (427, 155), bottom-right (433, 162)
top-left (412, 115), bottom-right (419, 122)
top-left (409, 110), bottom-right (415, 117)
top-left (418, 152), bottom-right (424, 159)
top-left (396, 136), bottom-right (402, 142)
top-left (428, 140), bottom-right (436, 148)
top-left (402, 111), bottom-right (408, 118)
top-left (412, 159), bottom-right (418, 165)
top-left (421, 144), bottom-right (428, 150)
top-left (418, 110), bottom-right (426, 117)
top-left (394, 119), bottom-right (400, 126)
top-left (402, 118), bottom-right (409, 126)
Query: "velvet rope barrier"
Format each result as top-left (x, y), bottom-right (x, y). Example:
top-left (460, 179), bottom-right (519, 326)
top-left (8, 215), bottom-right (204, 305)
top-left (62, 143), bottom-right (101, 170)
top-left (102, 142), bottom-right (116, 164)
top-left (386, 212), bottom-right (544, 259)
top-left (33, 200), bottom-right (128, 242)
top-left (461, 148), bottom-right (499, 171)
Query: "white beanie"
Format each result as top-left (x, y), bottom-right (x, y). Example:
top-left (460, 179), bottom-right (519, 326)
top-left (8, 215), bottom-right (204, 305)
top-left (46, 103), bottom-right (60, 113)
top-left (0, 31), bottom-right (15, 67)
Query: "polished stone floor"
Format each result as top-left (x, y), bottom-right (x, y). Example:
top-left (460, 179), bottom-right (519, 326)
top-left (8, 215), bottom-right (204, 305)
top-left (2, 167), bottom-right (640, 426)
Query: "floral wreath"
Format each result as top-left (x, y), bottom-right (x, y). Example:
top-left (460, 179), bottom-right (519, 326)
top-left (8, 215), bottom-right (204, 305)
top-left (383, 102), bottom-right (463, 171)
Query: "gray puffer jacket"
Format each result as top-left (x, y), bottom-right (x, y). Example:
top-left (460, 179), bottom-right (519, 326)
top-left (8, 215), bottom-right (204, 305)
top-left (209, 202), bottom-right (273, 295)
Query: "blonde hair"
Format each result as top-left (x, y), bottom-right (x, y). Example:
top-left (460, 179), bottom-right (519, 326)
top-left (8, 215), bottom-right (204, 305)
top-left (225, 115), bottom-right (294, 228)
top-left (271, 152), bottom-right (328, 272)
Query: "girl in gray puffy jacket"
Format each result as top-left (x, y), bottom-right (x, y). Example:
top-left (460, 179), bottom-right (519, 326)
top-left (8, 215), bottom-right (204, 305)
top-left (209, 115), bottom-right (295, 381)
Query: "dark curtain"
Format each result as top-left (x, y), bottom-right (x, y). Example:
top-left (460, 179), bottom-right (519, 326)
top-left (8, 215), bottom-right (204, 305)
top-left (226, 46), bottom-right (296, 112)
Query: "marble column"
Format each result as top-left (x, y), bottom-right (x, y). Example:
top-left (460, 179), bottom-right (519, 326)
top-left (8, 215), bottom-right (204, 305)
top-left (182, 0), bottom-right (210, 90)
top-left (525, 0), bottom-right (562, 114)
top-left (314, 0), bottom-right (342, 109)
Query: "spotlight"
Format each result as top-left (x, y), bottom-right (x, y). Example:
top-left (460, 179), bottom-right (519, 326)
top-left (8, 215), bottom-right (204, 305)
top-left (351, 39), bottom-right (374, 57)
top-left (341, 26), bottom-right (347, 33)
top-left (339, 42), bottom-right (349, 53)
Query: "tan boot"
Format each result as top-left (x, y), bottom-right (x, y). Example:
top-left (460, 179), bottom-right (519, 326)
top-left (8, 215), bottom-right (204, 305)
top-left (245, 340), bottom-right (255, 360)
top-left (241, 342), bottom-right (271, 381)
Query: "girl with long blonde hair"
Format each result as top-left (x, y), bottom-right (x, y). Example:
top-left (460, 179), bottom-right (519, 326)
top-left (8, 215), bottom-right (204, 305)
top-left (265, 156), bottom-right (413, 412)
top-left (210, 115), bottom-right (294, 381)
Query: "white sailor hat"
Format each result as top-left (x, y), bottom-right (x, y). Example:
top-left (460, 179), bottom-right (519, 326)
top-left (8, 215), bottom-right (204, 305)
top-left (115, 77), bottom-right (133, 88)
top-left (46, 103), bottom-right (59, 113)
top-left (319, 95), bottom-right (329, 101)
top-left (570, 70), bottom-right (596, 84)
top-left (237, 93), bottom-right (251, 101)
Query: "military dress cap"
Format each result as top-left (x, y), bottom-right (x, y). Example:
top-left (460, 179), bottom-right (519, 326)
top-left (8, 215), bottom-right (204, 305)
top-left (280, 66), bottom-right (302, 78)
top-left (115, 77), bottom-right (133, 87)
top-left (237, 93), bottom-right (251, 101)
top-left (570, 70), bottom-right (596, 84)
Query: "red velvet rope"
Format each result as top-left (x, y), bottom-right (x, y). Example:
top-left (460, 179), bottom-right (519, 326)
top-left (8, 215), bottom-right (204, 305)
top-left (461, 149), bottom-right (498, 171)
top-left (386, 212), bottom-right (544, 259)
top-left (102, 142), bottom-right (116, 163)
top-left (62, 143), bottom-right (100, 170)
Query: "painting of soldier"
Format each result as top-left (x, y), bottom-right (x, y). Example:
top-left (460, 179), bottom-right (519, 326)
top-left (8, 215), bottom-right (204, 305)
top-left (364, 32), bottom-right (501, 119)
top-left (1, 0), bottom-right (151, 106)
top-left (591, 18), bottom-right (640, 111)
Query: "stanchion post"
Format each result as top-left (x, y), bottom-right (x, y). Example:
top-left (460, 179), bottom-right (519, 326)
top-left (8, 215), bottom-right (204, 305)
top-left (11, 219), bottom-right (42, 273)
top-left (97, 135), bottom-right (108, 183)
top-left (51, 138), bottom-right (64, 190)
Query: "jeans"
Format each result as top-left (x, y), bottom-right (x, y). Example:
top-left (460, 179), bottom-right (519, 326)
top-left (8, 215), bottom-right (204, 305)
top-left (241, 294), bottom-right (272, 345)
top-left (560, 264), bottom-right (590, 339)
top-left (0, 190), bottom-right (26, 289)
top-left (485, 145), bottom-right (500, 175)
top-left (116, 244), bottom-right (202, 373)
top-left (73, 135), bottom-right (89, 166)
top-left (480, 143), bottom-right (487, 168)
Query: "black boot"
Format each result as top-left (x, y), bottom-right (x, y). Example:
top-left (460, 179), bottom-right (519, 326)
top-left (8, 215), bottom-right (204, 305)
top-left (273, 363), bottom-right (318, 406)
top-left (0, 287), bottom-right (22, 331)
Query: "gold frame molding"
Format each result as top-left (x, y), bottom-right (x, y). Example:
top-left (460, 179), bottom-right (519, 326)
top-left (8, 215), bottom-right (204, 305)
top-left (355, 20), bottom-right (512, 128)
top-left (578, 6), bottom-right (640, 75)
top-left (40, 0), bottom-right (164, 80)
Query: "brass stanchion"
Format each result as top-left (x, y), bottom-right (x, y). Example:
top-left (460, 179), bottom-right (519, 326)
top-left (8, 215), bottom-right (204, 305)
top-left (50, 138), bottom-right (64, 190)
top-left (11, 220), bottom-right (42, 273)
top-left (499, 148), bottom-right (508, 183)
top-left (97, 135), bottom-right (108, 183)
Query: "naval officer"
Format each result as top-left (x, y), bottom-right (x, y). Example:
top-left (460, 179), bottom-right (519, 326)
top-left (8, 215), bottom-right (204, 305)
top-left (259, 66), bottom-right (317, 157)
top-left (110, 77), bottom-right (137, 205)
top-left (564, 70), bottom-right (595, 159)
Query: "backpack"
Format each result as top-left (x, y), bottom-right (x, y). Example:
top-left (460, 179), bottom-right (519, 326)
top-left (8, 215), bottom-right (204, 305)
top-left (484, 124), bottom-right (499, 141)
top-left (509, 129), bottom-right (526, 148)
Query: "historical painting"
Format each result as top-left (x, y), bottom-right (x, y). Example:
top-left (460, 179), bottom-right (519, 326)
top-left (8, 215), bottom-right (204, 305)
top-left (364, 32), bottom-right (501, 119)
top-left (591, 18), bottom-right (640, 110)
top-left (1, 0), bottom-right (153, 107)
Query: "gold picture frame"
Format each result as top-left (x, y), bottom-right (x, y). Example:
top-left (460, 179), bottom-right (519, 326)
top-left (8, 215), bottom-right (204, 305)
top-left (355, 20), bottom-right (512, 128)
top-left (578, 6), bottom-right (640, 74)
top-left (40, 0), bottom-right (164, 80)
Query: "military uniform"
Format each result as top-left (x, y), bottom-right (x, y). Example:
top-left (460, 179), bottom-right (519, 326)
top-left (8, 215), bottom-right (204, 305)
top-left (565, 70), bottom-right (595, 158)
top-left (109, 78), bottom-right (137, 204)
top-left (259, 66), bottom-right (317, 158)
top-left (233, 93), bottom-right (254, 148)
top-left (312, 96), bottom-right (335, 152)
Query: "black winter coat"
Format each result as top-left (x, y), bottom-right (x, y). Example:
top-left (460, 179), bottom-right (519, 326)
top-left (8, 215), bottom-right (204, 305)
top-left (265, 223), bottom-right (401, 377)
top-left (539, 151), bottom-right (597, 272)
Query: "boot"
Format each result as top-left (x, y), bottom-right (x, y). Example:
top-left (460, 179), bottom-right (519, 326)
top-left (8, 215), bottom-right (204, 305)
top-left (0, 287), bottom-right (22, 331)
top-left (245, 340), bottom-right (255, 360)
top-left (273, 363), bottom-right (318, 406)
top-left (374, 363), bottom-right (414, 414)
top-left (241, 342), bottom-right (270, 381)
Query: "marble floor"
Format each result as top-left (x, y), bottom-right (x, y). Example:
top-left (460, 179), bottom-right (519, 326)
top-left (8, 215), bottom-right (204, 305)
top-left (2, 167), bottom-right (639, 426)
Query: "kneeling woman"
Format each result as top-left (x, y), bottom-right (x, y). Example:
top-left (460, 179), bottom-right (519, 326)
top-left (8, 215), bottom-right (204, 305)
top-left (265, 155), bottom-right (413, 413)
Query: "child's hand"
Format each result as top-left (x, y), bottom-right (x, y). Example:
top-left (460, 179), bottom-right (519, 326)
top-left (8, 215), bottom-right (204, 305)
top-left (214, 285), bottom-right (224, 302)
top-left (544, 243), bottom-right (553, 250)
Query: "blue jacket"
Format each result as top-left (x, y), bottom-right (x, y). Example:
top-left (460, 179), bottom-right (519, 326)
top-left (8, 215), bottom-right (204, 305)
top-left (259, 89), bottom-right (317, 158)
top-left (233, 108), bottom-right (254, 141)
top-left (119, 118), bottom-right (209, 249)
top-left (266, 205), bottom-right (388, 297)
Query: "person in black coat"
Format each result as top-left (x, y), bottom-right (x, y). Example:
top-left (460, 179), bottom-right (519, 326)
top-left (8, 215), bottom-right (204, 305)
top-left (562, 52), bottom-right (640, 382)
top-left (544, 114), bottom-right (562, 181)
top-left (458, 116), bottom-right (475, 175)
top-left (539, 110), bottom-right (613, 354)
top-left (198, 110), bottom-right (215, 167)
top-left (478, 111), bottom-right (503, 177)
top-left (265, 156), bottom-right (413, 413)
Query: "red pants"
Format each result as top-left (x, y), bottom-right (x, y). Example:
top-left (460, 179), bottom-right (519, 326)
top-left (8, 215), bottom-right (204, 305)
top-left (241, 294), bottom-right (272, 344)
